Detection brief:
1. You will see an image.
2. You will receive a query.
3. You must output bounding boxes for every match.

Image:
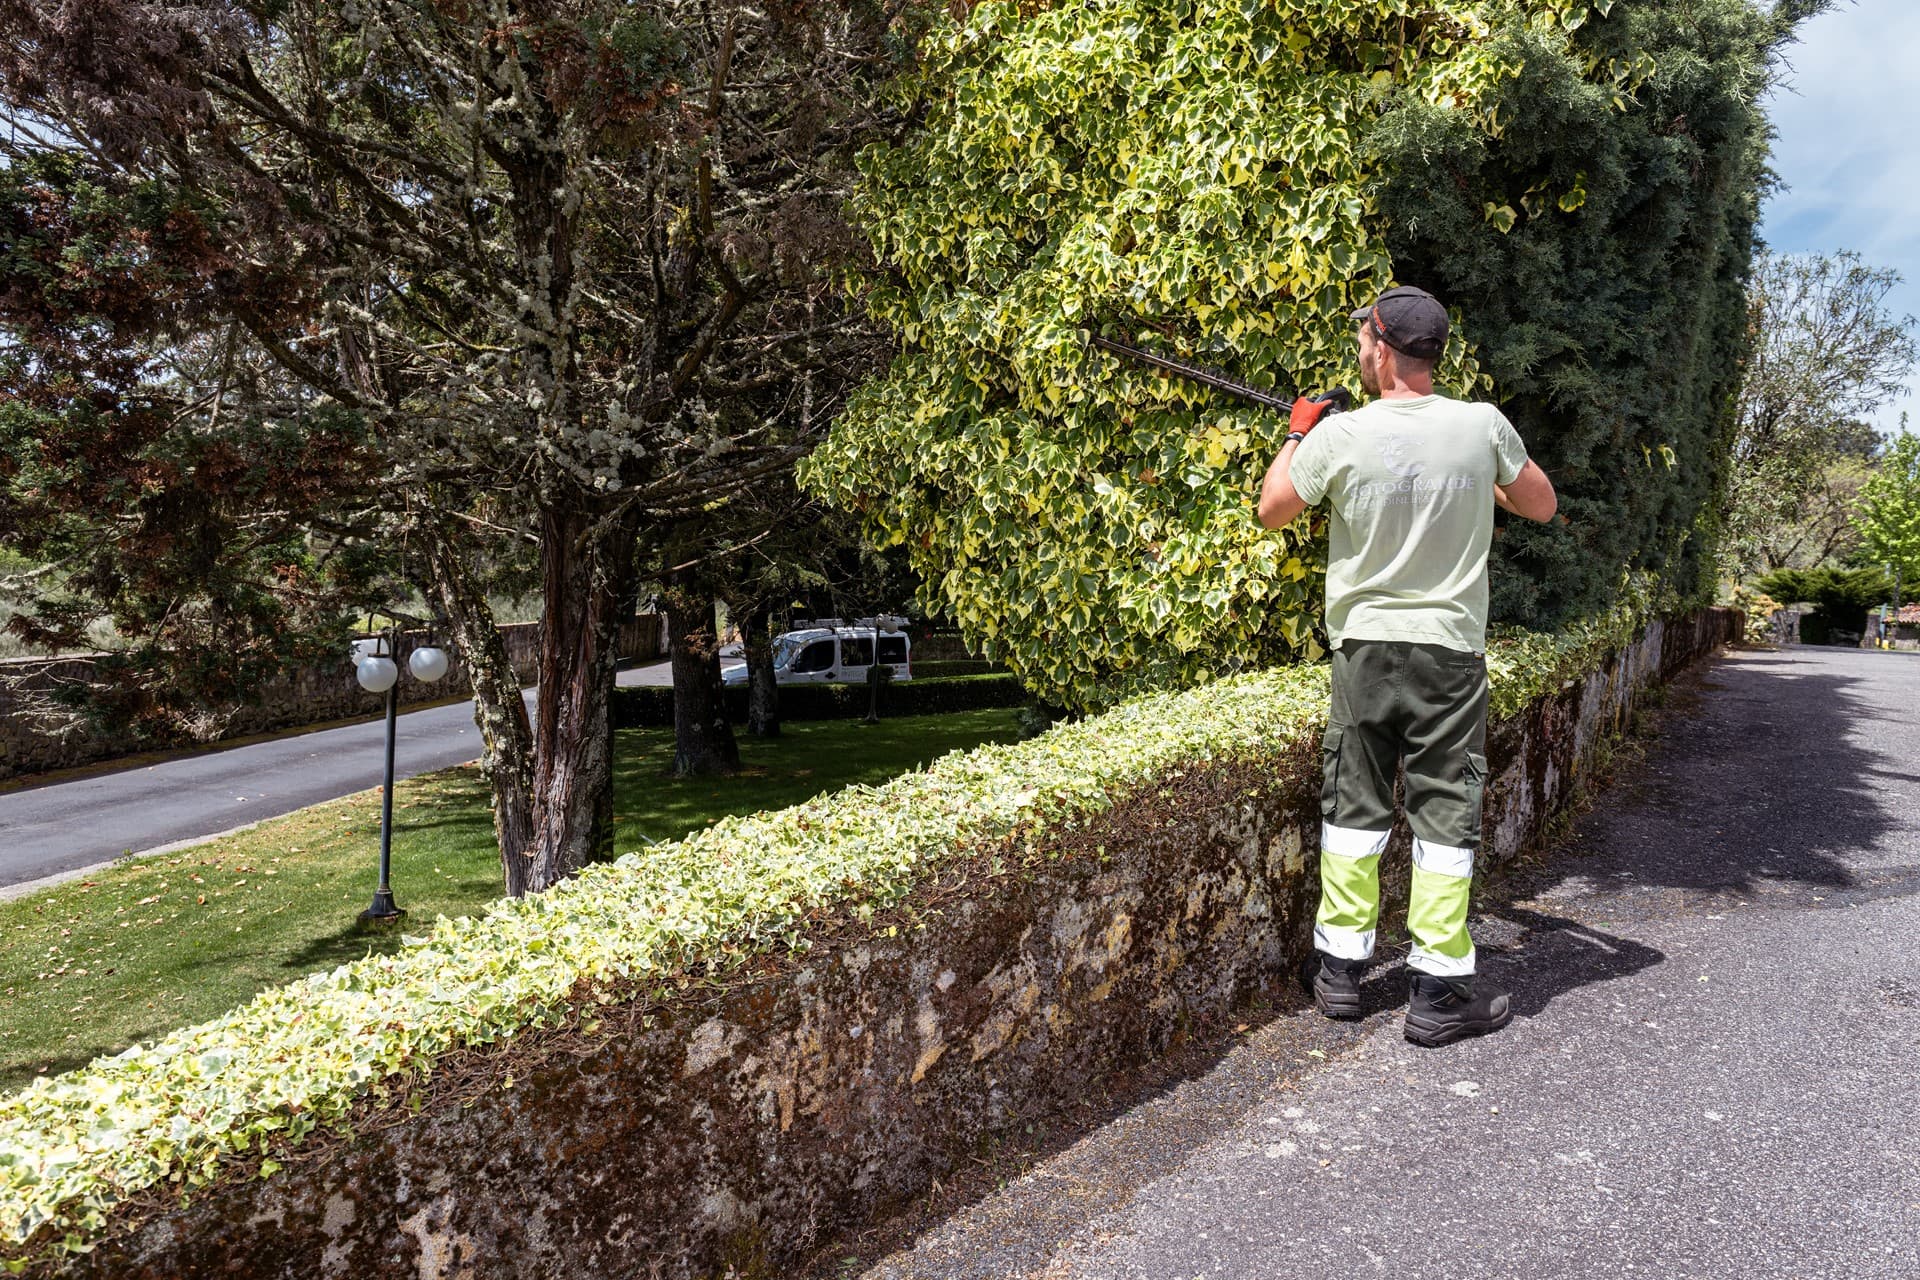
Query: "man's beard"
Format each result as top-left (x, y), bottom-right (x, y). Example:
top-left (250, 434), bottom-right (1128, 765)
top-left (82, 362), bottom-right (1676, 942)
top-left (1358, 351), bottom-right (1380, 396)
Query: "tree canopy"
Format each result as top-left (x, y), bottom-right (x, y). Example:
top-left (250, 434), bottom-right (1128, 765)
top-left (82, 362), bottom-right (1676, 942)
top-left (0, 0), bottom-right (918, 892)
top-left (1853, 430), bottom-right (1920, 589)
top-left (1720, 250), bottom-right (1918, 577)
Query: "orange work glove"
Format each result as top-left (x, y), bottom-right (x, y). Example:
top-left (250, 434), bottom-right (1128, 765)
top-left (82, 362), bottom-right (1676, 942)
top-left (1289, 396), bottom-right (1333, 436)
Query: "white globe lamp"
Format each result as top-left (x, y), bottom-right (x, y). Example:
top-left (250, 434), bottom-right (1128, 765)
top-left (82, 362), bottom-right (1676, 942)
top-left (355, 654), bottom-right (399, 693)
top-left (408, 646), bottom-right (449, 683)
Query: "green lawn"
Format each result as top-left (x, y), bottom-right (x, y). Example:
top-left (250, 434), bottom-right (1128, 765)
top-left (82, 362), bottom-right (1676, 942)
top-left (0, 710), bottom-right (1022, 1094)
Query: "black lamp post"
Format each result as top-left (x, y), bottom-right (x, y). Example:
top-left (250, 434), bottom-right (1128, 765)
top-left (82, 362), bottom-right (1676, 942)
top-left (352, 626), bottom-right (449, 926)
top-left (862, 614), bottom-right (906, 724)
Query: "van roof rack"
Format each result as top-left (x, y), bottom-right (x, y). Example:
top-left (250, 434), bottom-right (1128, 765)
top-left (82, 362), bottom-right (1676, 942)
top-left (791, 615), bottom-right (909, 632)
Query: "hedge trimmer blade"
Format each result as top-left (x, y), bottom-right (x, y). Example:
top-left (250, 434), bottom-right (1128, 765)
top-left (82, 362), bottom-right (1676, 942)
top-left (1083, 327), bottom-right (1348, 415)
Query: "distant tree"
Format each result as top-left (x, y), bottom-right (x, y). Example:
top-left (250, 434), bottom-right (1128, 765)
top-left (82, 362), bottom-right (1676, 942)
top-left (710, 486), bottom-right (840, 741)
top-left (705, 492), bottom-right (921, 740)
top-left (1723, 251), bottom-right (1918, 577)
top-left (1752, 563), bottom-right (1892, 642)
top-left (1852, 428), bottom-right (1920, 592)
top-left (0, 155), bottom-right (388, 740)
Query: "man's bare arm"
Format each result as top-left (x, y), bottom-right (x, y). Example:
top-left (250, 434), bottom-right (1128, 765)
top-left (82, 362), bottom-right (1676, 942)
top-left (1257, 439), bottom-right (1310, 529)
top-left (1493, 458), bottom-right (1557, 522)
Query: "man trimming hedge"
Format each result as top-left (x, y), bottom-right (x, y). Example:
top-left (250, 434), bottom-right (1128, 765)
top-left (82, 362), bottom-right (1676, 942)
top-left (1257, 285), bottom-right (1559, 1047)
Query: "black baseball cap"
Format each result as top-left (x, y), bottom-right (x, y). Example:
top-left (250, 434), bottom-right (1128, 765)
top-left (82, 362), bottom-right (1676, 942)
top-left (1349, 285), bottom-right (1448, 359)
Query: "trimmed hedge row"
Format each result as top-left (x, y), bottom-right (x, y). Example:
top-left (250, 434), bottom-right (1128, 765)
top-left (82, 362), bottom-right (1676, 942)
top-left (610, 672), bottom-right (1026, 729)
top-left (0, 578), bottom-right (1688, 1269)
top-left (905, 659), bottom-right (1005, 679)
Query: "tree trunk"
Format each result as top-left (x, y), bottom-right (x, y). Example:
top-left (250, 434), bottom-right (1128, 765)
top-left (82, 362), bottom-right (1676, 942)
top-left (419, 515), bottom-right (540, 896)
top-left (520, 503), bottom-right (642, 891)
top-left (665, 570), bottom-right (740, 776)
top-left (740, 599), bottom-right (781, 737)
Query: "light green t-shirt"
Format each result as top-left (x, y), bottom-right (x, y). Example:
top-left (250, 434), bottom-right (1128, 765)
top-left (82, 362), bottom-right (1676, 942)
top-left (1287, 393), bottom-right (1530, 653)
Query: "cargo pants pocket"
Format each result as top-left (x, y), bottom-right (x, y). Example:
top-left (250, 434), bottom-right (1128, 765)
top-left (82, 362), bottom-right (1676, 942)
top-left (1463, 750), bottom-right (1487, 847)
top-left (1320, 728), bottom-right (1344, 824)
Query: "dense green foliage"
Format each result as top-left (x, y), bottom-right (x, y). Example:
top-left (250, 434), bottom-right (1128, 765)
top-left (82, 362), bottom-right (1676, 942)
top-left (800, 0), bottom-right (1796, 711)
top-left (1753, 565), bottom-right (1892, 641)
top-left (1852, 431), bottom-right (1920, 586)
top-left (1372, 0), bottom-right (1790, 620)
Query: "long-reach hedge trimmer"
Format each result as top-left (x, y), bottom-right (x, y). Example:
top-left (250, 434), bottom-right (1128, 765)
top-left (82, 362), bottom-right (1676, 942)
top-left (1083, 327), bottom-right (1352, 417)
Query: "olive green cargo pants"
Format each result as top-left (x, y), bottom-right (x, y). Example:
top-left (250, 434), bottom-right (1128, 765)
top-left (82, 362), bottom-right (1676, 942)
top-left (1314, 639), bottom-right (1489, 977)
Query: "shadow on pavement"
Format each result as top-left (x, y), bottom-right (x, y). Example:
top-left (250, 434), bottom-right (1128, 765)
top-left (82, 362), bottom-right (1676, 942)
top-left (1341, 905), bottom-right (1666, 1023)
top-left (1523, 649), bottom-right (1898, 903)
top-left (1481, 905), bottom-right (1667, 1019)
top-left (810, 647), bottom-right (1919, 1277)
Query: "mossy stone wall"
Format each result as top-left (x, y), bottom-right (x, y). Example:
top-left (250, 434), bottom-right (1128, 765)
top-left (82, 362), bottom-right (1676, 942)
top-left (38, 609), bottom-right (1738, 1279)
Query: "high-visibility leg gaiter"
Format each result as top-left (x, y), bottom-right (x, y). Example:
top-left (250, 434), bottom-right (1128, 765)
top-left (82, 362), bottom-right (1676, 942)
top-left (1313, 825), bottom-right (1389, 960)
top-left (1406, 839), bottom-right (1476, 977)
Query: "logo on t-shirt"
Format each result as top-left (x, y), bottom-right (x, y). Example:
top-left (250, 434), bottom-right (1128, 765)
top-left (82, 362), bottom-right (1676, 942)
top-left (1374, 432), bottom-right (1424, 479)
top-left (1352, 430), bottom-right (1476, 507)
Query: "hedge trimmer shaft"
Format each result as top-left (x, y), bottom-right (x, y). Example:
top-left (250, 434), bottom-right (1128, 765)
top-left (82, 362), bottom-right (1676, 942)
top-left (1084, 328), bottom-right (1352, 416)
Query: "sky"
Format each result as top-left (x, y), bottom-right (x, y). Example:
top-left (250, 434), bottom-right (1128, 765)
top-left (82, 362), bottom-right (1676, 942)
top-left (1759, 0), bottom-right (1920, 434)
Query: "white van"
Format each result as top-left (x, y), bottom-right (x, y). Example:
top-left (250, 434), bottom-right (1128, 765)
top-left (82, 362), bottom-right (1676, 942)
top-left (720, 617), bottom-right (911, 687)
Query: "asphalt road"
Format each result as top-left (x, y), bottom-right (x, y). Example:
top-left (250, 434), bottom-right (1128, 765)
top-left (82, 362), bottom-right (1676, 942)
top-left (849, 646), bottom-right (1920, 1280)
top-left (0, 659), bottom-right (680, 893)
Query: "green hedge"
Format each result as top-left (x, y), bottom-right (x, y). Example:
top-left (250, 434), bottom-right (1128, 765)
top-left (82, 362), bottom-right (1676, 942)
top-left (611, 673), bottom-right (1027, 729)
top-left (908, 659), bottom-right (1005, 679)
top-left (1371, 0), bottom-right (1781, 626)
top-left (1751, 566), bottom-right (1890, 642)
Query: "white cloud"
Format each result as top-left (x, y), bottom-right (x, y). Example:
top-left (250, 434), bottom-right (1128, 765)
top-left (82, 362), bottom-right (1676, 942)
top-left (1761, 0), bottom-right (1920, 434)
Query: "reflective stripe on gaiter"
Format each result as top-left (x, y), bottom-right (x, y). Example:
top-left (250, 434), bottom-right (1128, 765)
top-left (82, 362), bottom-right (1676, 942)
top-left (1322, 823), bottom-right (1392, 860)
top-left (1313, 922), bottom-right (1377, 961)
top-left (1411, 837), bottom-right (1474, 878)
top-left (1406, 863), bottom-right (1475, 977)
top-left (1407, 941), bottom-right (1477, 977)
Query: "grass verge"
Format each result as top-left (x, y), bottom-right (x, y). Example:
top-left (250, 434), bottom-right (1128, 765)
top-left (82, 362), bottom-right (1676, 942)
top-left (0, 709), bottom-right (1021, 1093)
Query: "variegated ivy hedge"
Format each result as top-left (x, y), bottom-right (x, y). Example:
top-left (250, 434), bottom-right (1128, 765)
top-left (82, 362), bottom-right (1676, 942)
top-left (0, 580), bottom-right (1673, 1268)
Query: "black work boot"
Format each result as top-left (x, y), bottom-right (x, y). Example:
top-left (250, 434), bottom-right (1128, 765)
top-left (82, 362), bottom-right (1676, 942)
top-left (1305, 953), bottom-right (1368, 1019)
top-left (1404, 972), bottom-right (1512, 1047)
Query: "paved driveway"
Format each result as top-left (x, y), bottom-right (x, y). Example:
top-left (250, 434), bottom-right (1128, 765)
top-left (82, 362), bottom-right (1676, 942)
top-left (842, 647), bottom-right (1920, 1280)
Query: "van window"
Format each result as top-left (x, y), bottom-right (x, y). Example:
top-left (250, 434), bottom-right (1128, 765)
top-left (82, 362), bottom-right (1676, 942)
top-left (791, 640), bottom-right (835, 673)
top-left (840, 637), bottom-right (873, 666)
top-left (878, 636), bottom-right (907, 664)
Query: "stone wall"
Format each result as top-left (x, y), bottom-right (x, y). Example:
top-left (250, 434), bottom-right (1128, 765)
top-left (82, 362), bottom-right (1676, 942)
top-left (38, 609), bottom-right (1740, 1279)
top-left (0, 615), bottom-right (664, 782)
